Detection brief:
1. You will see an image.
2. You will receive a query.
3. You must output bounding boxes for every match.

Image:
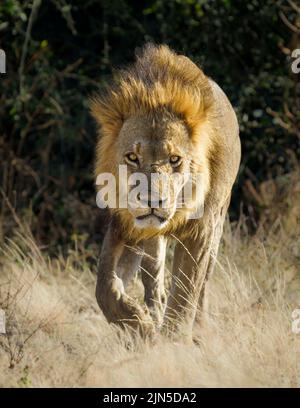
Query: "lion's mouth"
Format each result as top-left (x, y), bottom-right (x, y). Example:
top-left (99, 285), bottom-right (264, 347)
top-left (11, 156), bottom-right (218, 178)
top-left (136, 212), bottom-right (167, 224)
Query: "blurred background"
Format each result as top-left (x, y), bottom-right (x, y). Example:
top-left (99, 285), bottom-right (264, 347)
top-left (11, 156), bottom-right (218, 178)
top-left (0, 0), bottom-right (299, 253)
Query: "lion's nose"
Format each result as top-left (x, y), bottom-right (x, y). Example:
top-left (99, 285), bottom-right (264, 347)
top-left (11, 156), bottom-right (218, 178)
top-left (139, 196), bottom-right (167, 208)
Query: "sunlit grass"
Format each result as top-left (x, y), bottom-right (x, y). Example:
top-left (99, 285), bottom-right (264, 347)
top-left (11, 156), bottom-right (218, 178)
top-left (0, 172), bottom-right (300, 387)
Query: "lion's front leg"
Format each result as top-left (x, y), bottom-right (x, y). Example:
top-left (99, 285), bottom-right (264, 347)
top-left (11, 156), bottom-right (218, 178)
top-left (95, 223), bottom-right (154, 336)
top-left (163, 211), bottom-right (225, 341)
top-left (141, 236), bottom-right (167, 327)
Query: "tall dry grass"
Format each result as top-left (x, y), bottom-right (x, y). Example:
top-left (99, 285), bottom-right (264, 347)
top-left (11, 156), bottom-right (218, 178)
top-left (0, 171), bottom-right (300, 387)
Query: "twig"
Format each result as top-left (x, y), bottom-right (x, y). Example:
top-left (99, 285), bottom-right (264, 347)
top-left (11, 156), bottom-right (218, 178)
top-left (279, 10), bottom-right (300, 33)
top-left (19, 0), bottom-right (42, 96)
top-left (287, 0), bottom-right (300, 15)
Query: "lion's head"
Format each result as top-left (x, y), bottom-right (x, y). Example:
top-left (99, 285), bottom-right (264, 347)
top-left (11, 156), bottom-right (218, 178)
top-left (91, 44), bottom-right (214, 239)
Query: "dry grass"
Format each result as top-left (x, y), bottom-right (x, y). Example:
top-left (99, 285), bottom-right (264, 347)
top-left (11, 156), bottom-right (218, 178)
top-left (0, 172), bottom-right (300, 387)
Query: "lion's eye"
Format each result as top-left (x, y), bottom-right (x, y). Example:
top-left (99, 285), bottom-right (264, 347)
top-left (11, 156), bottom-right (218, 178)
top-left (170, 155), bottom-right (181, 166)
top-left (125, 152), bottom-right (139, 166)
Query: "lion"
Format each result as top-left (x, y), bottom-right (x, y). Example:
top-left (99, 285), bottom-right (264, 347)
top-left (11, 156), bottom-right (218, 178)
top-left (90, 44), bottom-right (241, 339)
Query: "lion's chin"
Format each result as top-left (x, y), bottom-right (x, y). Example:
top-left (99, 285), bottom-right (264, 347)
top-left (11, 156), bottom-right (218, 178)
top-left (134, 214), bottom-right (169, 230)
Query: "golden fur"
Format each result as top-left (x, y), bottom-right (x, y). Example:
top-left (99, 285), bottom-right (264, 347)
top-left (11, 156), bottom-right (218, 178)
top-left (91, 44), bottom-right (213, 143)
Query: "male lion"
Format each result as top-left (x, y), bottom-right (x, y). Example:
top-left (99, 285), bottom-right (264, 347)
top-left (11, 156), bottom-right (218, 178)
top-left (91, 44), bottom-right (241, 339)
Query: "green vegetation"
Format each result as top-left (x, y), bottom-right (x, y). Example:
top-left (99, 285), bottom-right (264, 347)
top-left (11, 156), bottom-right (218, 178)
top-left (0, 0), bottom-right (299, 246)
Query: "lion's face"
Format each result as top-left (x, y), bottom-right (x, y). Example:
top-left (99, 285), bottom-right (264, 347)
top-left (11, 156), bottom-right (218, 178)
top-left (115, 114), bottom-right (195, 231)
top-left (92, 44), bottom-right (214, 236)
